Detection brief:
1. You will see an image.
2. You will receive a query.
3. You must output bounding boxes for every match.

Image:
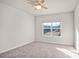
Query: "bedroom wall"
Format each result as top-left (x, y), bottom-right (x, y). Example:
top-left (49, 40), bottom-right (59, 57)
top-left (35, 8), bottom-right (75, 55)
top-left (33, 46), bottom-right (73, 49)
top-left (35, 12), bottom-right (74, 45)
top-left (0, 3), bottom-right (35, 53)
top-left (74, 2), bottom-right (79, 53)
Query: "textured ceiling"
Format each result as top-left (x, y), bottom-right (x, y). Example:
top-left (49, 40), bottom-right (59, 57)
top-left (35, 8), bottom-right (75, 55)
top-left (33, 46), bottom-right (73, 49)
top-left (0, 0), bottom-right (78, 16)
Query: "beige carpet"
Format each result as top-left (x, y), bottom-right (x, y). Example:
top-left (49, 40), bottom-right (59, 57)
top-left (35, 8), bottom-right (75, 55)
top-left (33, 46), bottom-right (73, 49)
top-left (0, 41), bottom-right (79, 58)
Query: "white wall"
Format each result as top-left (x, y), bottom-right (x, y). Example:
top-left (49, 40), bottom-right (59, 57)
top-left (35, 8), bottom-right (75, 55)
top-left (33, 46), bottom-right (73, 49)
top-left (74, 2), bottom-right (79, 53)
top-left (0, 3), bottom-right (35, 53)
top-left (35, 12), bottom-right (74, 45)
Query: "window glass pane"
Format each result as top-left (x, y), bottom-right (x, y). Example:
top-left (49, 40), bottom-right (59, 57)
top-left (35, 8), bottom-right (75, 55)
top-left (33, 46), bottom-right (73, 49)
top-left (44, 29), bottom-right (51, 35)
top-left (52, 22), bottom-right (61, 36)
top-left (43, 23), bottom-right (51, 36)
top-left (43, 23), bottom-right (51, 29)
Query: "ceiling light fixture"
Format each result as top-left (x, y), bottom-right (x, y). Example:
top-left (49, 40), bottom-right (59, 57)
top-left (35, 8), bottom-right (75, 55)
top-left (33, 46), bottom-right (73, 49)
top-left (34, 5), bottom-right (42, 10)
top-left (26, 0), bottom-right (48, 10)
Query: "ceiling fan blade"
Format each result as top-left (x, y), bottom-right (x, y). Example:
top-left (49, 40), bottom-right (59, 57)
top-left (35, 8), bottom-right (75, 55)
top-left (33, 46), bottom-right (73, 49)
top-left (37, 0), bottom-right (45, 3)
top-left (43, 7), bottom-right (48, 9)
top-left (42, 5), bottom-right (48, 9)
top-left (41, 0), bottom-right (45, 3)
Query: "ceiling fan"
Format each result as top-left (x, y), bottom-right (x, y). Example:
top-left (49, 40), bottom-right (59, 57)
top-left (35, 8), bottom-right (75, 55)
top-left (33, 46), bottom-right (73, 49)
top-left (26, 0), bottom-right (48, 10)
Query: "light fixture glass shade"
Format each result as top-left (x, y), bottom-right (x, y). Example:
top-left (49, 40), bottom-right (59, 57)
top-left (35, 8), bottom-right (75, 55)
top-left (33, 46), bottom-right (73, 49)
top-left (34, 5), bottom-right (42, 10)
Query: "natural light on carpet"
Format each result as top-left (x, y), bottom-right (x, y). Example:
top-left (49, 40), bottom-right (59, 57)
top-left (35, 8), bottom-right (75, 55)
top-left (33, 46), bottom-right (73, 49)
top-left (56, 48), bottom-right (79, 58)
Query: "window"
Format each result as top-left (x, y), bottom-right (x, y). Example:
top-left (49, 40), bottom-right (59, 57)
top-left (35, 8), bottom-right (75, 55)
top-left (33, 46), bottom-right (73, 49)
top-left (42, 22), bottom-right (61, 37)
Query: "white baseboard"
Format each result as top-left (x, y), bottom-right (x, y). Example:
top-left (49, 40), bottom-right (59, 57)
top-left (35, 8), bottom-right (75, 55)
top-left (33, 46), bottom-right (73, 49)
top-left (35, 40), bottom-right (73, 46)
top-left (0, 40), bottom-right (34, 54)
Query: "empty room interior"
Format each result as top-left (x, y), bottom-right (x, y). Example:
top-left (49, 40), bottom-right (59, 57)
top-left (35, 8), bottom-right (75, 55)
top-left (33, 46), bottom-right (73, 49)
top-left (0, 0), bottom-right (79, 58)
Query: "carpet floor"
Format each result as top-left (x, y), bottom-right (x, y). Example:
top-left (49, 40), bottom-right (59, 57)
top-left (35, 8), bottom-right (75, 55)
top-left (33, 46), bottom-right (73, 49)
top-left (0, 41), bottom-right (79, 58)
